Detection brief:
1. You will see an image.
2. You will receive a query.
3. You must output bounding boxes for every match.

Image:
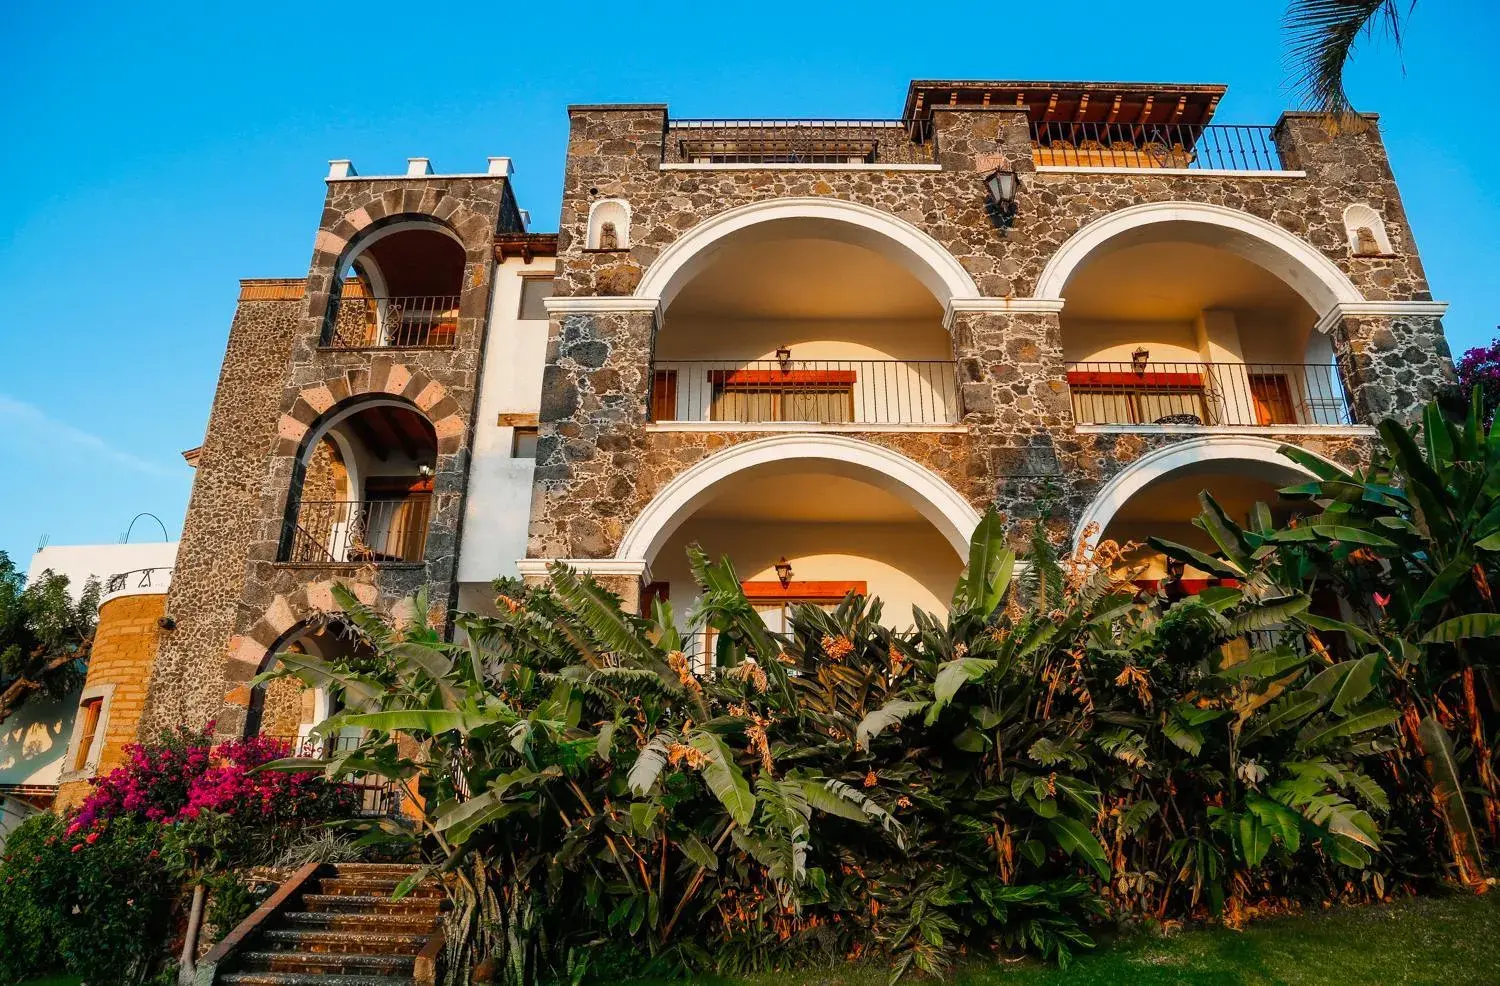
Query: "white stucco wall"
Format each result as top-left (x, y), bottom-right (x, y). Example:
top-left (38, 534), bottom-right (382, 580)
top-left (456, 256), bottom-right (555, 586)
top-left (27, 541), bottom-right (178, 593)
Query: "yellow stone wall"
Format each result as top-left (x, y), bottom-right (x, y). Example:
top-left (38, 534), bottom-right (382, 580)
top-left (55, 593), bottom-right (166, 811)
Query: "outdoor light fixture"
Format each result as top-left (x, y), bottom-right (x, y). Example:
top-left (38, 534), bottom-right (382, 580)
top-left (775, 345), bottom-right (792, 367)
top-left (983, 165), bottom-right (1020, 227)
top-left (1131, 346), bottom-right (1151, 373)
top-left (774, 557), bottom-right (793, 588)
top-left (419, 464), bottom-right (435, 478)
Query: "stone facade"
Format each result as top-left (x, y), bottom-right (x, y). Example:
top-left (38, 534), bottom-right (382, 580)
top-left (527, 103), bottom-right (1448, 564)
top-left (144, 173), bottom-right (523, 739)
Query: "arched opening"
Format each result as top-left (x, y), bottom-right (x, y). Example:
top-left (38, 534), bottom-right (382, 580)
top-left (619, 435), bottom-right (978, 661)
top-left (640, 201), bottom-right (977, 429)
top-left (325, 219), bottom-right (466, 348)
top-left (245, 617), bottom-right (375, 742)
top-left (280, 398), bottom-right (438, 564)
top-left (1042, 204), bottom-right (1362, 429)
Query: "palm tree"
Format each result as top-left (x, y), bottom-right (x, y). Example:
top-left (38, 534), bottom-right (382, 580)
top-left (1284, 0), bottom-right (1414, 125)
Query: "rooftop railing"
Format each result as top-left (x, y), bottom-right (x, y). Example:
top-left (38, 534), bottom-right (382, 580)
top-left (1032, 122), bottom-right (1286, 172)
top-left (322, 295), bottom-right (461, 349)
top-left (281, 498), bottom-right (431, 565)
top-left (650, 359), bottom-right (960, 426)
top-left (663, 120), bottom-right (936, 165)
top-left (1066, 361), bottom-right (1351, 427)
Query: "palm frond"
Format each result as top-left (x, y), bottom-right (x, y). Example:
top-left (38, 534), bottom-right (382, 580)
top-left (1284, 0), bottom-right (1407, 127)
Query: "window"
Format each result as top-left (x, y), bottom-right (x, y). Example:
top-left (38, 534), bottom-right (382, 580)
top-left (512, 426), bottom-right (539, 458)
top-left (651, 370), bottom-right (678, 421)
top-left (72, 697), bottom-right (104, 772)
top-left (1250, 374), bottom-right (1296, 426)
top-left (518, 278), bottom-right (555, 320)
top-left (707, 370), bottom-right (857, 424)
top-left (1067, 369), bottom-right (1210, 425)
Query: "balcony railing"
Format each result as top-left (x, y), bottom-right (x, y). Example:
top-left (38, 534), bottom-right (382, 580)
top-left (663, 120), bottom-right (936, 165)
top-left (103, 566), bottom-right (174, 597)
top-left (1066, 361), bottom-right (1351, 427)
top-left (1032, 122), bottom-right (1285, 172)
top-left (282, 498), bottom-right (432, 564)
top-left (650, 360), bottom-right (960, 426)
top-left (261, 734), bottom-right (404, 817)
top-left (322, 295), bottom-right (460, 349)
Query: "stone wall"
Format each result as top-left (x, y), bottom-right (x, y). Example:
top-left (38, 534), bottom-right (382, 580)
top-left (528, 104), bottom-right (1447, 566)
top-left (145, 172), bottom-right (523, 740)
top-left (56, 592), bottom-right (167, 810)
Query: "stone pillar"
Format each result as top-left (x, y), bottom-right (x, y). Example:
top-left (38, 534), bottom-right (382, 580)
top-left (929, 105), bottom-right (1034, 174)
top-left (1329, 310), bottom-right (1454, 424)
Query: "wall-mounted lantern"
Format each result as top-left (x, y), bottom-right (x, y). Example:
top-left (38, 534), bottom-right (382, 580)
top-left (774, 557), bottom-right (794, 588)
top-left (775, 345), bottom-right (792, 368)
top-left (1131, 346), bottom-right (1151, 373)
top-left (983, 165), bottom-right (1021, 227)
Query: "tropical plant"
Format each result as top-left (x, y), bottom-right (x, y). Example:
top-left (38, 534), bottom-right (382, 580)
top-left (1283, 0), bottom-right (1417, 125)
top-left (0, 552), bottom-right (99, 724)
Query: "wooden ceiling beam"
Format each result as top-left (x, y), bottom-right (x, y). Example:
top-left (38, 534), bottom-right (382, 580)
top-left (1169, 95), bottom-right (1187, 124)
top-left (1107, 94), bottom-right (1123, 123)
top-left (346, 416), bottom-right (388, 463)
top-left (1073, 93), bottom-right (1090, 121)
top-left (381, 407), bottom-right (422, 462)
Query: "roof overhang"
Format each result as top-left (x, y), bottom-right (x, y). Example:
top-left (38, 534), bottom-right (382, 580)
top-left (903, 80), bottom-right (1228, 127)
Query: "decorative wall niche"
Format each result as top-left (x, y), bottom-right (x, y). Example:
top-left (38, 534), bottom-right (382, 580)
top-left (586, 199), bottom-right (631, 251)
top-left (1343, 203), bottom-right (1395, 257)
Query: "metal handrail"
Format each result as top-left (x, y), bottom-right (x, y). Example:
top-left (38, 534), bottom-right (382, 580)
top-left (1032, 122), bottom-right (1285, 171)
top-left (650, 359), bottom-right (961, 425)
top-left (322, 294), bottom-right (461, 348)
top-left (103, 566), bottom-right (174, 595)
top-left (1066, 361), bottom-right (1351, 427)
top-left (664, 119), bottom-right (936, 165)
top-left (258, 734), bottom-right (405, 817)
top-left (281, 498), bottom-right (432, 564)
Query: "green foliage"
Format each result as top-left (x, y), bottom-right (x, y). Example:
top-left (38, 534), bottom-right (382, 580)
top-left (0, 552), bottom-right (99, 722)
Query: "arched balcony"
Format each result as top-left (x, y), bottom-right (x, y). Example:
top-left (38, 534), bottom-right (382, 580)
top-left (322, 221), bottom-right (466, 349)
top-left (649, 219), bottom-right (959, 428)
top-left (279, 399), bottom-right (437, 565)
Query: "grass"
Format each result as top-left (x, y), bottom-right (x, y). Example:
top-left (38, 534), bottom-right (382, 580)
top-left (627, 891), bottom-right (1500, 986)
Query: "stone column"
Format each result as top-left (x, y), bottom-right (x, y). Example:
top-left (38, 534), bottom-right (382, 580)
top-left (929, 105), bottom-right (1034, 174)
top-left (1328, 309), bottom-right (1454, 424)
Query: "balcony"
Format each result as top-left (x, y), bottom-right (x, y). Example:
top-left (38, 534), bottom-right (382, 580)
top-left (1031, 122), bottom-right (1286, 172)
top-left (322, 293), bottom-right (460, 349)
top-left (283, 498), bottom-right (432, 565)
top-left (663, 120), bottom-right (936, 166)
top-left (1066, 361), bottom-right (1351, 428)
top-left (100, 566), bottom-right (174, 605)
top-left (649, 360), bottom-right (961, 427)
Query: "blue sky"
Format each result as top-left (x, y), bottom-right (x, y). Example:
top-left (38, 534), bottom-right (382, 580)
top-left (1, 0), bottom-right (1496, 566)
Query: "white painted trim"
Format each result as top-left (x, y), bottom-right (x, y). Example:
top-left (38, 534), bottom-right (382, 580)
top-left (660, 163), bottom-right (943, 172)
top-left (634, 197), bottom-right (981, 311)
top-left (1033, 201), bottom-right (1365, 316)
top-left (326, 172), bottom-right (508, 182)
top-left (58, 683), bottom-right (116, 783)
top-left (616, 434), bottom-right (982, 563)
top-left (98, 569), bottom-right (174, 607)
top-left (1035, 166), bottom-right (1307, 179)
top-left (943, 297), bottom-right (1065, 329)
top-left (517, 558), bottom-right (653, 579)
top-left (645, 422), bottom-right (968, 434)
top-left (1311, 300), bottom-right (1450, 335)
top-left (586, 198), bottom-right (633, 250)
top-left (1076, 424), bottom-right (1378, 437)
top-left (544, 295), bottom-right (662, 315)
top-left (1072, 435), bottom-right (1333, 548)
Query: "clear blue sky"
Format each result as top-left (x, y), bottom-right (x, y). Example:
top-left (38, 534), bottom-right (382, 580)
top-left (1, 0), bottom-right (1496, 566)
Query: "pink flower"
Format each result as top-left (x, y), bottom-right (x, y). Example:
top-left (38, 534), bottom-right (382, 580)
top-left (85, 831), bottom-right (100, 845)
top-left (71, 844), bottom-right (83, 853)
top-left (1374, 592), bottom-right (1390, 608)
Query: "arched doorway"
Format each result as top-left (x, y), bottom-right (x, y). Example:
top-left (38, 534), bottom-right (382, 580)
top-left (326, 218), bottom-right (467, 348)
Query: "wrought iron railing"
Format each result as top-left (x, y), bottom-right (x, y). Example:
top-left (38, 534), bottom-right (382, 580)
top-left (282, 498), bottom-right (431, 564)
top-left (1066, 361), bottom-right (1351, 427)
top-left (322, 294), bottom-right (461, 348)
top-left (261, 734), bottom-right (405, 817)
top-left (103, 566), bottom-right (174, 595)
top-left (664, 120), bottom-right (936, 165)
top-left (650, 359), bottom-right (961, 425)
top-left (1032, 122), bottom-right (1285, 171)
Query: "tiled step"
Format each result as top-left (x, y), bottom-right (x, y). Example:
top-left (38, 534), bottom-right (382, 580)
top-left (218, 973), bottom-right (413, 986)
top-left (280, 911), bottom-right (437, 934)
top-left (302, 893), bottom-right (443, 916)
top-left (314, 877), bottom-right (443, 899)
top-left (237, 950), bottom-right (415, 976)
top-left (257, 928), bottom-right (430, 956)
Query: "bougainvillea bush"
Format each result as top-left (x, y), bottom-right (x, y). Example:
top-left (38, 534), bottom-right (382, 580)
top-left (1445, 334), bottom-right (1500, 424)
top-left (0, 726), bottom-right (360, 985)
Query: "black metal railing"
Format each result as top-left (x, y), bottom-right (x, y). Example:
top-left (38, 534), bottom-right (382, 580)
top-left (1067, 361), bottom-right (1351, 427)
top-left (282, 498), bottom-right (432, 564)
top-left (1032, 122), bottom-right (1285, 172)
top-left (650, 360), bottom-right (961, 425)
top-left (322, 295), bottom-right (461, 348)
top-left (103, 567), bottom-right (174, 595)
top-left (664, 120), bottom-right (936, 165)
top-left (261, 734), bottom-right (405, 817)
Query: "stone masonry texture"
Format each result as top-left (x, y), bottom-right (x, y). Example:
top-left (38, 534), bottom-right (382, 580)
top-left (527, 106), bottom-right (1450, 561)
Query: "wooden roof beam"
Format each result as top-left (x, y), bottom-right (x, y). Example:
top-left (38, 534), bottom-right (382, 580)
top-left (380, 407), bottom-right (422, 462)
top-left (1169, 95), bottom-right (1188, 124)
top-left (1073, 93), bottom-right (1091, 121)
top-left (1107, 94), bottom-right (1123, 123)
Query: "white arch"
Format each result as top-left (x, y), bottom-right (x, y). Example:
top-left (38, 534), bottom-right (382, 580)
top-left (1035, 201), bottom-right (1365, 316)
top-left (1073, 435), bottom-right (1334, 546)
top-left (634, 197), bottom-right (981, 311)
top-left (616, 434), bottom-right (983, 562)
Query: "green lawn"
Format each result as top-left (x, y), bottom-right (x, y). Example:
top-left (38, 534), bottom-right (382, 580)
top-left (630, 891), bottom-right (1500, 985)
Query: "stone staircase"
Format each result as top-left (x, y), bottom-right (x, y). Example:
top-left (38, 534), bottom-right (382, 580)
top-left (210, 863), bottom-right (444, 986)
